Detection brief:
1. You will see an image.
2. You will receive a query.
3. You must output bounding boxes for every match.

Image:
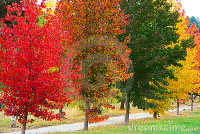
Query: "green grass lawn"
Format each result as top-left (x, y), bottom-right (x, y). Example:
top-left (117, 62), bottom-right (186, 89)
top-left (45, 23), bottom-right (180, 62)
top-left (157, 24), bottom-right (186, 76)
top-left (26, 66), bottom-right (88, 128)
top-left (58, 108), bottom-right (200, 134)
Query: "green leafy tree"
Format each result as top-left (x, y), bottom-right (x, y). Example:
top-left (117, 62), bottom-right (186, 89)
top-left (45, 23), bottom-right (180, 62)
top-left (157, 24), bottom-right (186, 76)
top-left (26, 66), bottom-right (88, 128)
top-left (118, 0), bottom-right (193, 125)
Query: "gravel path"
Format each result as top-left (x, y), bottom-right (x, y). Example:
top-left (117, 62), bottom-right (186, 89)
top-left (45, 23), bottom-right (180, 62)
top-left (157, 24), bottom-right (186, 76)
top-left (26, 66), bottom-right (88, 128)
top-left (7, 105), bottom-right (200, 134)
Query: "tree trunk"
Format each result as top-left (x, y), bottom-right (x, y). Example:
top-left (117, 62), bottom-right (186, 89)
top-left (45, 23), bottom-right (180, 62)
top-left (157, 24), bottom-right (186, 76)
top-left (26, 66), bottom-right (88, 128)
top-left (21, 112), bottom-right (28, 134)
top-left (98, 106), bottom-right (102, 115)
top-left (120, 102), bottom-right (125, 109)
top-left (59, 108), bottom-right (63, 118)
top-left (84, 100), bottom-right (90, 131)
top-left (191, 94), bottom-right (194, 111)
top-left (124, 94), bottom-right (130, 125)
top-left (153, 112), bottom-right (157, 119)
top-left (11, 115), bottom-right (16, 127)
top-left (176, 99), bottom-right (179, 115)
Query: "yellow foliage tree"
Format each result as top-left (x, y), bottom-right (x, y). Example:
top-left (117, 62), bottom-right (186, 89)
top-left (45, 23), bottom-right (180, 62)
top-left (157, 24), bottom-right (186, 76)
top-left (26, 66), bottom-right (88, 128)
top-left (165, 0), bottom-right (200, 115)
top-left (44, 0), bottom-right (57, 15)
top-left (147, 80), bottom-right (173, 119)
top-left (147, 97), bottom-right (172, 119)
top-left (166, 47), bottom-right (200, 115)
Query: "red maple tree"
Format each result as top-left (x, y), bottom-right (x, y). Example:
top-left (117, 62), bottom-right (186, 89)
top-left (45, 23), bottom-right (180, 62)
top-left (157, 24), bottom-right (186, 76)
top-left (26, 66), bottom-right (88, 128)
top-left (0, 0), bottom-right (76, 133)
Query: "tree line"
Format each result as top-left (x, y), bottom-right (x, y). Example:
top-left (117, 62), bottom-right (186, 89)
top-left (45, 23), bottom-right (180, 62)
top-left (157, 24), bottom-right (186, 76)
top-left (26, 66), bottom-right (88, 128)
top-left (0, 0), bottom-right (200, 133)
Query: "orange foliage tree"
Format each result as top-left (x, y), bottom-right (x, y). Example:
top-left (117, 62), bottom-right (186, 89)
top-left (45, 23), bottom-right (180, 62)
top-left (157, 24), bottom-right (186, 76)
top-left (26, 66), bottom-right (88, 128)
top-left (188, 23), bottom-right (200, 111)
top-left (55, 0), bottom-right (131, 130)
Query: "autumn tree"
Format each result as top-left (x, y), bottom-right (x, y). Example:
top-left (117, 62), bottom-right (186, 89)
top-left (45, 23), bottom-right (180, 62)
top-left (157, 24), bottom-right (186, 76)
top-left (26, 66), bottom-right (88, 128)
top-left (0, 0), bottom-right (22, 127)
top-left (0, 0), bottom-right (76, 133)
top-left (164, 0), bottom-right (200, 115)
top-left (118, 0), bottom-right (194, 124)
top-left (147, 80), bottom-right (172, 119)
top-left (147, 97), bottom-right (172, 119)
top-left (37, 0), bottom-right (82, 118)
top-left (55, 0), bottom-right (131, 130)
top-left (187, 23), bottom-right (200, 111)
top-left (166, 47), bottom-right (200, 115)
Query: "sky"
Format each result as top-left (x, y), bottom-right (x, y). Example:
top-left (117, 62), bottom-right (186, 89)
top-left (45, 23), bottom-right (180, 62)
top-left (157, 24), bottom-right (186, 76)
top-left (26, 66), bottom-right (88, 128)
top-left (37, 0), bottom-right (43, 5)
top-left (181, 0), bottom-right (200, 17)
top-left (37, 0), bottom-right (200, 17)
